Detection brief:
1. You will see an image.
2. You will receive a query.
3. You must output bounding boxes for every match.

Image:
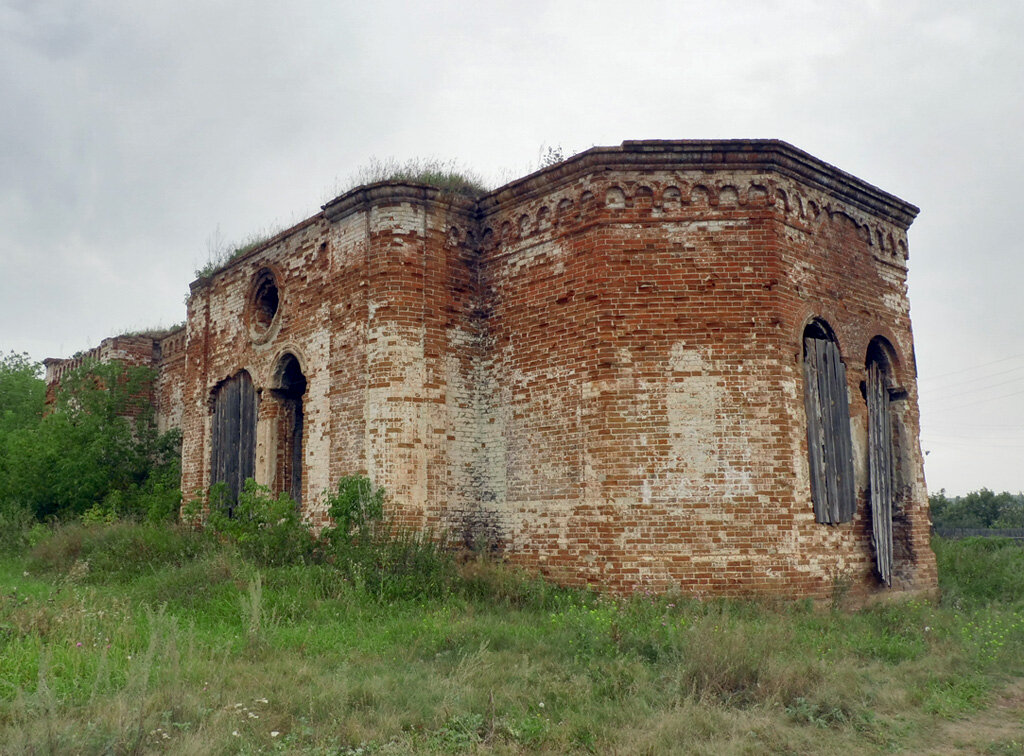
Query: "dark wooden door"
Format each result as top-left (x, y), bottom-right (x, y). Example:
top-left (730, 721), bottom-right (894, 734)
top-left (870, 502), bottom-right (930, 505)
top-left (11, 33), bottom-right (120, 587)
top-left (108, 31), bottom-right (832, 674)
top-left (210, 371), bottom-right (257, 511)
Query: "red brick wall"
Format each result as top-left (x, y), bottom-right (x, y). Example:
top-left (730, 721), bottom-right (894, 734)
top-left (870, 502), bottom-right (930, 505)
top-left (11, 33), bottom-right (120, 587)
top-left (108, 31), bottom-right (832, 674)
top-left (464, 142), bottom-right (935, 598)
top-left (89, 140), bottom-right (935, 600)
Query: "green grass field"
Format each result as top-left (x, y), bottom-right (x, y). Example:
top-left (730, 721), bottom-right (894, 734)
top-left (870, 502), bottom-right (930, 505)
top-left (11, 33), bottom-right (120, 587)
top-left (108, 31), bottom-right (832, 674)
top-left (2, 524), bottom-right (1024, 754)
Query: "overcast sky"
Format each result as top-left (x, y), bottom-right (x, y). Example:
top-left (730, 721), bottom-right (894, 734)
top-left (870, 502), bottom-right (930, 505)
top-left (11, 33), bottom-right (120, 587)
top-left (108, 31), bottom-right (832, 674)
top-left (2, 0), bottom-right (1021, 496)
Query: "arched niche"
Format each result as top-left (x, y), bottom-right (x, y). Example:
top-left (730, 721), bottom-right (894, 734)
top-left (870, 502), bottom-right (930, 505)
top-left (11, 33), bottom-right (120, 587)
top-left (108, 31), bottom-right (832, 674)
top-left (269, 353), bottom-right (307, 505)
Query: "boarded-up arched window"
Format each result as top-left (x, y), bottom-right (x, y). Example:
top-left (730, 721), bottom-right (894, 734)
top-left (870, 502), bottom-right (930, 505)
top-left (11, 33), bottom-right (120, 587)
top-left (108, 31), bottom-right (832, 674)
top-left (803, 322), bottom-right (856, 524)
top-left (210, 370), bottom-right (257, 511)
top-left (866, 339), bottom-right (898, 585)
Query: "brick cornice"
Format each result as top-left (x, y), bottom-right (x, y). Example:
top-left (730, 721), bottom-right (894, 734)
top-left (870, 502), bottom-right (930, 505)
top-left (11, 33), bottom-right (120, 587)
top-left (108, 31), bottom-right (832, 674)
top-left (478, 140), bottom-right (919, 230)
top-left (321, 182), bottom-right (478, 224)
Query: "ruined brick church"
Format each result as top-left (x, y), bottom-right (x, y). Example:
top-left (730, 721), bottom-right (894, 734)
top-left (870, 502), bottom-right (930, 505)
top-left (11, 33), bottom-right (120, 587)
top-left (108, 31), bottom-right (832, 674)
top-left (45, 140), bottom-right (938, 598)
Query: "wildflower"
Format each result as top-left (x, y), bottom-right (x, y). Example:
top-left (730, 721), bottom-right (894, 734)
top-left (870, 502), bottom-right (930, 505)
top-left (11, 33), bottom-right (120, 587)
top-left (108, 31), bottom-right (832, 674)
top-left (271, 732), bottom-right (280, 738)
top-left (232, 730), bottom-right (240, 737)
top-left (76, 642), bottom-right (82, 647)
top-left (539, 702), bottom-right (545, 708)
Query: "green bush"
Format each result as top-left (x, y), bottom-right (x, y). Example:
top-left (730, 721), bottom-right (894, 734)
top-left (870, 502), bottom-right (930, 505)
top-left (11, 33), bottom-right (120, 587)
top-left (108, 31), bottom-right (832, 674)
top-left (321, 476), bottom-right (457, 600)
top-left (26, 520), bottom-right (214, 582)
top-left (1, 358), bottom-right (182, 522)
top-left (0, 499), bottom-right (41, 554)
top-left (322, 474), bottom-right (384, 548)
top-left (207, 480), bottom-right (316, 567)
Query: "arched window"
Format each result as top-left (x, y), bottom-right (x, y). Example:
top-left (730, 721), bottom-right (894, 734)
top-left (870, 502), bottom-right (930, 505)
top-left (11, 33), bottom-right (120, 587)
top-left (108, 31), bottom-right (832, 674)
top-left (251, 269), bottom-right (280, 331)
top-left (210, 370), bottom-right (257, 513)
top-left (273, 354), bottom-right (307, 504)
top-left (803, 321), bottom-right (856, 524)
top-left (866, 338), bottom-right (898, 585)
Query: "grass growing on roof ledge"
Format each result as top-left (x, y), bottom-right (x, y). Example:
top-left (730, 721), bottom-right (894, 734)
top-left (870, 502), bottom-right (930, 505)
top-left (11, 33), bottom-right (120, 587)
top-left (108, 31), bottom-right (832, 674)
top-left (336, 156), bottom-right (491, 201)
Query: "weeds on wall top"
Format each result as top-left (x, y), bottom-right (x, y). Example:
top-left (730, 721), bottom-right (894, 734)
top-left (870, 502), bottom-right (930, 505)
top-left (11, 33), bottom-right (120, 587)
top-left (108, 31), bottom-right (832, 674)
top-left (193, 150), bottom-right (581, 282)
top-left (115, 322), bottom-right (186, 339)
top-left (194, 224), bottom-right (287, 281)
top-left (331, 156), bottom-right (491, 201)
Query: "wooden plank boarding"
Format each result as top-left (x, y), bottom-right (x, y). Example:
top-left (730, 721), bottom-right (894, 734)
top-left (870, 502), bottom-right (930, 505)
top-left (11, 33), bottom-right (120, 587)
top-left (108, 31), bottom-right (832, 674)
top-left (828, 341), bottom-right (856, 523)
top-left (210, 371), bottom-right (257, 514)
top-left (804, 335), bottom-right (855, 525)
top-left (803, 337), bottom-right (828, 523)
top-left (868, 361), bottom-right (894, 585)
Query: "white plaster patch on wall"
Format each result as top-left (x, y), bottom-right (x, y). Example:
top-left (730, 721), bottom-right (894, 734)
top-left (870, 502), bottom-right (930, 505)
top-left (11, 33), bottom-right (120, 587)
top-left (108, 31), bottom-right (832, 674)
top-left (665, 343), bottom-right (720, 498)
top-left (302, 325), bottom-right (332, 510)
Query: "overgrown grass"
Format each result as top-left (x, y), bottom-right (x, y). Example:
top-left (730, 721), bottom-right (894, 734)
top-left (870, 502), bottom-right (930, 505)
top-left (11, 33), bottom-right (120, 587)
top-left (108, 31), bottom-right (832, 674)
top-left (194, 224), bottom-right (287, 280)
top-left (332, 157), bottom-right (490, 201)
top-left (934, 535), bottom-right (1024, 606)
top-left (2, 532), bottom-right (1023, 753)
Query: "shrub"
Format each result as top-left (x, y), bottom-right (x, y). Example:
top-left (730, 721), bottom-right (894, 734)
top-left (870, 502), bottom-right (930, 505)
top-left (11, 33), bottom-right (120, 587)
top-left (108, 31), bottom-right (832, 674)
top-left (0, 499), bottom-right (40, 554)
top-left (27, 520), bottom-right (214, 582)
top-left (322, 475), bottom-right (384, 548)
top-left (2, 359), bottom-right (182, 522)
top-left (206, 480), bottom-right (316, 567)
top-left (322, 476), bottom-right (457, 600)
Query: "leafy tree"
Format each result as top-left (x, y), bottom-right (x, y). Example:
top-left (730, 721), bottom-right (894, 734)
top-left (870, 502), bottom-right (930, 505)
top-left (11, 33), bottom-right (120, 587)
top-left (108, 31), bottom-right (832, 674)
top-left (928, 488), bottom-right (952, 524)
top-left (993, 492), bottom-right (1024, 528)
top-left (0, 352), bottom-right (46, 508)
top-left (1, 358), bottom-right (181, 520)
top-left (930, 487), bottom-right (1024, 529)
top-left (0, 351), bottom-right (44, 435)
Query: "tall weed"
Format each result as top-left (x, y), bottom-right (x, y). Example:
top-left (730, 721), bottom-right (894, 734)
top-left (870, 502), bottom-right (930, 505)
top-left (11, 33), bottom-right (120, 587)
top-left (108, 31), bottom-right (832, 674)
top-left (0, 500), bottom-right (41, 554)
top-left (322, 477), bottom-right (457, 600)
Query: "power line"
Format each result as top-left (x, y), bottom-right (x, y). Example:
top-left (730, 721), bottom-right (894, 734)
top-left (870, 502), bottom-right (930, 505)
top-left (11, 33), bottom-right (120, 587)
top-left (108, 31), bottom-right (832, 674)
top-left (924, 372), bottom-right (1024, 404)
top-left (922, 392), bottom-right (1024, 411)
top-left (920, 353), bottom-right (1024, 383)
top-left (918, 363), bottom-right (1024, 393)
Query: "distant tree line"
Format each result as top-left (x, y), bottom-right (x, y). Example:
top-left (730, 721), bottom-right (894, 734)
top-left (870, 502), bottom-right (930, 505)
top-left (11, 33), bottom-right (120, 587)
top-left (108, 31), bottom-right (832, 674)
top-left (929, 488), bottom-right (1024, 530)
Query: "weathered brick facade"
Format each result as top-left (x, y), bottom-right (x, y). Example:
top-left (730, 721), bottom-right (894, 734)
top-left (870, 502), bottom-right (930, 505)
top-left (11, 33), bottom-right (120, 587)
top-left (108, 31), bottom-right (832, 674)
top-left (43, 330), bottom-right (186, 430)
top-left (48, 140), bottom-right (937, 599)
